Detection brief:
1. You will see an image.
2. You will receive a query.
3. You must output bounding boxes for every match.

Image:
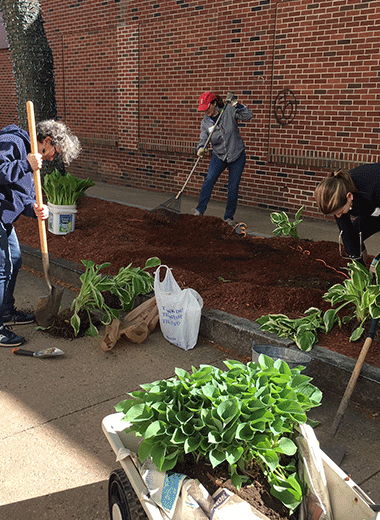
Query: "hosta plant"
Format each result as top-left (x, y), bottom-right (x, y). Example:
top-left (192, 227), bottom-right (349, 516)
top-left (270, 205), bottom-right (304, 239)
top-left (70, 257), bottom-right (161, 336)
top-left (256, 307), bottom-right (337, 352)
top-left (257, 260), bottom-right (380, 349)
top-left (43, 168), bottom-right (95, 205)
top-left (115, 357), bottom-right (322, 514)
top-left (323, 259), bottom-right (380, 341)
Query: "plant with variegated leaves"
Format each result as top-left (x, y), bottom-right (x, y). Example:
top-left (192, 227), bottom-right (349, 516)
top-left (270, 206), bottom-right (304, 239)
top-left (115, 357), bottom-right (322, 514)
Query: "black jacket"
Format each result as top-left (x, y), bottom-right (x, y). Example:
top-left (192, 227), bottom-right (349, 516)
top-left (349, 163), bottom-right (380, 217)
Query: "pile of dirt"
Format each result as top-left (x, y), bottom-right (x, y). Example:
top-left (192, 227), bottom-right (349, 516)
top-left (14, 196), bottom-right (380, 368)
top-left (175, 454), bottom-right (296, 520)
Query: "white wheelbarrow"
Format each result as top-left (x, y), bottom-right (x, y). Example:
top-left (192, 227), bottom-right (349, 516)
top-left (102, 412), bottom-right (379, 520)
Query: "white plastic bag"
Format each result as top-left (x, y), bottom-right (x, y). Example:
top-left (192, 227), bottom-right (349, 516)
top-left (141, 458), bottom-right (213, 520)
top-left (154, 265), bottom-right (203, 350)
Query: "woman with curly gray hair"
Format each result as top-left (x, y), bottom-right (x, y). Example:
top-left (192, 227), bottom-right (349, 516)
top-left (36, 120), bottom-right (81, 165)
top-left (0, 119), bottom-right (80, 347)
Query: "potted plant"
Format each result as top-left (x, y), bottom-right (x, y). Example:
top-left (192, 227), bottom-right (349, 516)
top-left (42, 168), bottom-right (95, 234)
top-left (115, 356), bottom-right (323, 517)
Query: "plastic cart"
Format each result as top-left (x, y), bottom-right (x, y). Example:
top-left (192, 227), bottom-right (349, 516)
top-left (102, 412), bottom-right (379, 520)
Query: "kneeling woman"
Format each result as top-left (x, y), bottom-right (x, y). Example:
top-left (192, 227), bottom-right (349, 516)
top-left (314, 164), bottom-right (380, 265)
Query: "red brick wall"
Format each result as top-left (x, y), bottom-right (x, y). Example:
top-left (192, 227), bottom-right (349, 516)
top-left (0, 0), bottom-right (379, 219)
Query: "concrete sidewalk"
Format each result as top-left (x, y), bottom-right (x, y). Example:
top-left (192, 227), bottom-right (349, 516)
top-left (0, 268), bottom-right (379, 520)
top-left (1, 183), bottom-right (380, 519)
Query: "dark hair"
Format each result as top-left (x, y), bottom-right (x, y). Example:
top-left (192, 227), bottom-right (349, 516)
top-left (36, 120), bottom-right (81, 165)
top-left (314, 169), bottom-right (357, 215)
top-left (210, 94), bottom-right (224, 108)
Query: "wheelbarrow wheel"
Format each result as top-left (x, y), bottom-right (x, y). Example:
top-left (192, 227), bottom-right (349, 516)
top-left (108, 469), bottom-right (148, 520)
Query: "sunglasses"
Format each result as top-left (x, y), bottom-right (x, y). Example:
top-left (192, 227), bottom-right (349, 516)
top-left (53, 145), bottom-right (59, 159)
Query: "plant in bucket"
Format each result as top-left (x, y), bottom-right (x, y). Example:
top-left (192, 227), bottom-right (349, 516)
top-left (43, 168), bottom-right (95, 235)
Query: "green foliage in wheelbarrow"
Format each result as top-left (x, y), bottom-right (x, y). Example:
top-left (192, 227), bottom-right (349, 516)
top-left (116, 357), bottom-right (322, 514)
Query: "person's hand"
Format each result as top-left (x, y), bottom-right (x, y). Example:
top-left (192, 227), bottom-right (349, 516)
top-left (34, 203), bottom-right (49, 220)
top-left (226, 92), bottom-right (238, 106)
top-left (197, 147), bottom-right (207, 157)
top-left (27, 153), bottom-right (43, 171)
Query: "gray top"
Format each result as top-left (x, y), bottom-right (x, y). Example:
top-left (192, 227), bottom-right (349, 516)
top-left (198, 103), bottom-right (253, 163)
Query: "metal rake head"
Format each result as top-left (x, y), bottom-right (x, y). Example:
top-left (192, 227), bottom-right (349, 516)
top-left (155, 194), bottom-right (181, 214)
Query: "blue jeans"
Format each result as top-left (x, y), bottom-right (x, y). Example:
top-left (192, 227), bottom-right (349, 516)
top-left (0, 223), bottom-right (22, 327)
top-left (335, 213), bottom-right (380, 259)
top-left (196, 151), bottom-right (246, 220)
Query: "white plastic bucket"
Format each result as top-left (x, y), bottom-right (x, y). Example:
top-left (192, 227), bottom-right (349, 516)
top-left (48, 203), bottom-right (77, 235)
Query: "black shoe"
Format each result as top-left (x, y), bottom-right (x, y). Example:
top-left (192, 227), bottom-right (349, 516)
top-left (0, 325), bottom-right (25, 347)
top-left (3, 308), bottom-right (35, 326)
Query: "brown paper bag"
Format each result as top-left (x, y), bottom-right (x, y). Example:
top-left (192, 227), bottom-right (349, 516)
top-left (100, 296), bottom-right (159, 351)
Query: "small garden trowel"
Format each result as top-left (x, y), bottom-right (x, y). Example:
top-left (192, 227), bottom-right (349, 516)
top-left (12, 347), bottom-right (65, 358)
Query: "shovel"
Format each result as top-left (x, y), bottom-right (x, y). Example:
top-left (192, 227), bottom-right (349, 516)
top-left (12, 347), bottom-right (65, 358)
top-left (331, 316), bottom-right (378, 437)
top-left (323, 317), bottom-right (379, 465)
top-left (26, 101), bottom-right (64, 327)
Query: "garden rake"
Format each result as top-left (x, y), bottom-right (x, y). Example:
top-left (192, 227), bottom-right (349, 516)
top-left (151, 97), bottom-right (231, 221)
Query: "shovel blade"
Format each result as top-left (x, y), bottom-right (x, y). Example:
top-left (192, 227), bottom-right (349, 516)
top-left (35, 285), bottom-right (64, 328)
top-left (35, 347), bottom-right (65, 358)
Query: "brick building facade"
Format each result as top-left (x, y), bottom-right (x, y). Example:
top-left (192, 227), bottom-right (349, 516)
top-left (0, 0), bottom-right (379, 219)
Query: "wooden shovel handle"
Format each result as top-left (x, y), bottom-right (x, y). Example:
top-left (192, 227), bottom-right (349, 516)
top-left (330, 317), bottom-right (379, 437)
top-left (26, 101), bottom-right (48, 256)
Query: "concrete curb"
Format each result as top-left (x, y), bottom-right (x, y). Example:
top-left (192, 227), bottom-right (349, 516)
top-left (21, 244), bottom-right (380, 411)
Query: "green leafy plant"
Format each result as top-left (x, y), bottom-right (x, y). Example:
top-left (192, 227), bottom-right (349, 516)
top-left (270, 205), bottom-right (304, 239)
top-left (323, 260), bottom-right (380, 341)
top-left (70, 257), bottom-right (161, 336)
top-left (43, 168), bottom-right (95, 205)
top-left (256, 307), bottom-right (337, 351)
top-left (115, 357), bottom-right (322, 514)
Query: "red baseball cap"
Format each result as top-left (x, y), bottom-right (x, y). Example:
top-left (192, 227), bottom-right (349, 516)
top-left (198, 92), bottom-right (216, 111)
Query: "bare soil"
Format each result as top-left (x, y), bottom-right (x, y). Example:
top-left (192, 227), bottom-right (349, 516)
top-left (175, 454), bottom-right (296, 520)
top-left (14, 195), bottom-right (380, 368)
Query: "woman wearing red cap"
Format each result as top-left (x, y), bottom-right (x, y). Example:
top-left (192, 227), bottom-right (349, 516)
top-left (192, 91), bottom-right (252, 224)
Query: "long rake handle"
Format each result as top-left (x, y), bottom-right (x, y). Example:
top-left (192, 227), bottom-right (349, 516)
top-left (330, 317), bottom-right (378, 437)
top-left (176, 100), bottom-right (230, 199)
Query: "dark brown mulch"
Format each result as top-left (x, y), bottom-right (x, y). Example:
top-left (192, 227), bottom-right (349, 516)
top-left (14, 196), bottom-right (380, 368)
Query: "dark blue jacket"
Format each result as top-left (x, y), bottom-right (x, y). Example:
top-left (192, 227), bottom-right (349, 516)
top-left (0, 124), bottom-right (36, 224)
